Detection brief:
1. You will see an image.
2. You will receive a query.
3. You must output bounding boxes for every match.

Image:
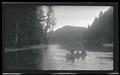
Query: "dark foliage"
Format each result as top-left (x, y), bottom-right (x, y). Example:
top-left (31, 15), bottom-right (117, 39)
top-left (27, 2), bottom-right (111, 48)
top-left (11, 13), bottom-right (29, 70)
top-left (3, 5), bottom-right (45, 48)
top-left (85, 7), bottom-right (113, 51)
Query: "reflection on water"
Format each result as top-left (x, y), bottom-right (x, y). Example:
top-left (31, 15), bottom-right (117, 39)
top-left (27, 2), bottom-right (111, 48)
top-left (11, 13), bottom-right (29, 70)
top-left (5, 49), bottom-right (44, 70)
top-left (5, 44), bottom-right (113, 70)
top-left (42, 44), bottom-right (113, 70)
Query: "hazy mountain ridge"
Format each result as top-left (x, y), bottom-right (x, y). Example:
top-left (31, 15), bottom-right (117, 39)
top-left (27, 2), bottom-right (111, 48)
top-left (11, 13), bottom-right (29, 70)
top-left (48, 26), bottom-right (87, 49)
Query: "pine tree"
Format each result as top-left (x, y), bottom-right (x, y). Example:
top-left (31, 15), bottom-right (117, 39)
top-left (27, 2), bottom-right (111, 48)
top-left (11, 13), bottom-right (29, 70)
top-left (44, 6), bottom-right (56, 43)
top-left (36, 6), bottom-right (46, 44)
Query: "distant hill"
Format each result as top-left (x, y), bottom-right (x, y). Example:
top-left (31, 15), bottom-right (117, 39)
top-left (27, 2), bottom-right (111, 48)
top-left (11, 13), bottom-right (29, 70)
top-left (48, 26), bottom-right (87, 49)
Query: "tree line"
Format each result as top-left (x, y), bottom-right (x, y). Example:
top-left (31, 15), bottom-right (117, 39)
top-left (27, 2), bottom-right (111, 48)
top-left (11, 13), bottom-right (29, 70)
top-left (84, 7), bottom-right (113, 51)
top-left (3, 4), bottom-right (56, 48)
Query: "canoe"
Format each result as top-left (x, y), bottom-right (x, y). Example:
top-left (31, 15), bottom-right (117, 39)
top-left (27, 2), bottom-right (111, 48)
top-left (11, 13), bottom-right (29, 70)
top-left (66, 53), bottom-right (81, 59)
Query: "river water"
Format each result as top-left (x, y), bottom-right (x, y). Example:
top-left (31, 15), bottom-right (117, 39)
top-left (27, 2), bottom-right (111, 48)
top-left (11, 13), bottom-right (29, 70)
top-left (5, 44), bottom-right (113, 70)
top-left (41, 44), bottom-right (113, 70)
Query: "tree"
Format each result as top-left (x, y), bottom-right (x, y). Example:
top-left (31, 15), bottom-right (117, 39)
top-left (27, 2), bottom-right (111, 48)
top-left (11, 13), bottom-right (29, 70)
top-left (85, 7), bottom-right (113, 51)
top-left (36, 6), bottom-right (46, 44)
top-left (46, 6), bottom-right (56, 43)
top-left (3, 5), bottom-right (19, 48)
top-left (41, 6), bottom-right (56, 44)
top-left (4, 4), bottom-right (46, 48)
top-left (16, 5), bottom-right (42, 47)
top-left (45, 6), bottom-right (56, 33)
top-left (99, 11), bottom-right (103, 17)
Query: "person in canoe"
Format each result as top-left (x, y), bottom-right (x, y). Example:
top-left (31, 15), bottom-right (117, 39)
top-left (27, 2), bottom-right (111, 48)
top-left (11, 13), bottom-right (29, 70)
top-left (79, 41), bottom-right (87, 60)
top-left (66, 48), bottom-right (75, 57)
top-left (70, 48), bottom-right (75, 55)
top-left (75, 50), bottom-right (81, 59)
top-left (80, 50), bottom-right (87, 60)
top-left (66, 48), bottom-right (75, 63)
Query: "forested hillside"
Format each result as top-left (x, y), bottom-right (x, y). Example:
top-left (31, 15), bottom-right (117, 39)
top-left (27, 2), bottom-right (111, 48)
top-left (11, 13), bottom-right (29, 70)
top-left (3, 5), bottom-right (56, 49)
top-left (85, 7), bottom-right (113, 51)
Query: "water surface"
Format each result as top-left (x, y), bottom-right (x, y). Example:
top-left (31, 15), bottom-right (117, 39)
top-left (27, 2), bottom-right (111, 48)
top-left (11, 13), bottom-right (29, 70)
top-left (42, 44), bottom-right (113, 70)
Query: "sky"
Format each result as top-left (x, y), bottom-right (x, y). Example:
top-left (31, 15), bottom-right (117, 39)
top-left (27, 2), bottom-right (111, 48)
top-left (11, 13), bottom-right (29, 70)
top-left (42, 6), bottom-right (111, 31)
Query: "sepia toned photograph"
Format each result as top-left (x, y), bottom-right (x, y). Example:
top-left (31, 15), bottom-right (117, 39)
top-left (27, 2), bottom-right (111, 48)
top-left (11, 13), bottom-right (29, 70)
top-left (2, 2), bottom-right (118, 74)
